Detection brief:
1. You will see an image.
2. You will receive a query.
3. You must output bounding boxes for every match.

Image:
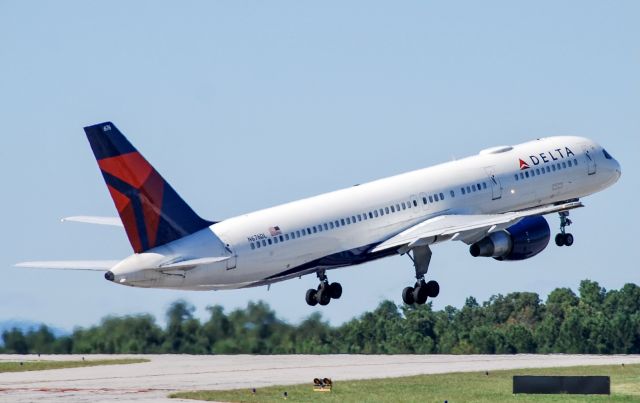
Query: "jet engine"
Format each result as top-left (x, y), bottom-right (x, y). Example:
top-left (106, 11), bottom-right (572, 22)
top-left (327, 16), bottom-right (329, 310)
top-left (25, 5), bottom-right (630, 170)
top-left (469, 216), bottom-right (550, 261)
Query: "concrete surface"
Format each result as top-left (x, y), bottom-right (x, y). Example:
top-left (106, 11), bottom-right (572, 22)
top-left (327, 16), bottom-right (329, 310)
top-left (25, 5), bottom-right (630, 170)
top-left (1, 354), bottom-right (639, 402)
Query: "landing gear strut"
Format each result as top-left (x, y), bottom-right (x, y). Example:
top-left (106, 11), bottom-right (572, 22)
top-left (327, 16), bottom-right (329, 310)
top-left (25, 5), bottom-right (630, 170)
top-left (401, 245), bottom-right (440, 305)
top-left (555, 211), bottom-right (574, 247)
top-left (305, 270), bottom-right (342, 306)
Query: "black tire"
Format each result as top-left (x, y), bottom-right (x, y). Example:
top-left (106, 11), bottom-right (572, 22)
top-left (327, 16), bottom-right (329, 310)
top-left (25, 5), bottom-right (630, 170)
top-left (402, 286), bottom-right (415, 304)
top-left (329, 282), bottom-right (342, 299)
top-left (425, 280), bottom-right (440, 298)
top-left (564, 233), bottom-right (574, 246)
top-left (555, 233), bottom-right (565, 246)
top-left (413, 286), bottom-right (428, 305)
top-left (305, 289), bottom-right (318, 306)
top-left (318, 289), bottom-right (331, 306)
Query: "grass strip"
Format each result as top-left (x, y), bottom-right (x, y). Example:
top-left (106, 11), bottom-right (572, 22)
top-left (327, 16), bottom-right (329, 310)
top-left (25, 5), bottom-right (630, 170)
top-left (0, 358), bottom-right (149, 373)
top-left (171, 363), bottom-right (640, 402)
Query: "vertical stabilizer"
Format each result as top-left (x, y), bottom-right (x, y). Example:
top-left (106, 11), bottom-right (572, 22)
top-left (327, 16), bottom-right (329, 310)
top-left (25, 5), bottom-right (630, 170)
top-left (84, 122), bottom-right (213, 253)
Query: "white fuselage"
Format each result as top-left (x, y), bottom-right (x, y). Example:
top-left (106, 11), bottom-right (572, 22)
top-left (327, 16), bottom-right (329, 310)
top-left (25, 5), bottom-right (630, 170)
top-left (109, 136), bottom-right (621, 290)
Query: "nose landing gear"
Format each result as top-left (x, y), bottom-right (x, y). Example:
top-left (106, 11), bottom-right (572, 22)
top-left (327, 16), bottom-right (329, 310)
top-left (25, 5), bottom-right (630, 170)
top-left (555, 211), bottom-right (574, 247)
top-left (305, 270), bottom-right (342, 306)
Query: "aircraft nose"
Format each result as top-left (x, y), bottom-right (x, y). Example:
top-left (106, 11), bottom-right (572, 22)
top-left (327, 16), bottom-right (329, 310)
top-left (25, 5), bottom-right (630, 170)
top-left (104, 271), bottom-right (115, 282)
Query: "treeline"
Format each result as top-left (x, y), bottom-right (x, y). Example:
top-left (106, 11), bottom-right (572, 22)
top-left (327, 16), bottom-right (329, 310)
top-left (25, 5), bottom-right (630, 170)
top-left (2, 280), bottom-right (639, 355)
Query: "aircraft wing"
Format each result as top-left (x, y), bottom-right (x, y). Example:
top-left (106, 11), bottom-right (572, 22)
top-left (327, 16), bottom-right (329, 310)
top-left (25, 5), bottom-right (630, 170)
top-left (370, 201), bottom-right (583, 254)
top-left (14, 260), bottom-right (119, 271)
top-left (61, 216), bottom-right (123, 227)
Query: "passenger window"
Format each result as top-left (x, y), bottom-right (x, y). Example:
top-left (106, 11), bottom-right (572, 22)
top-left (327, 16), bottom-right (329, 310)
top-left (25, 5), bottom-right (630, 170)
top-left (274, 238), bottom-right (278, 244)
top-left (568, 160), bottom-right (572, 167)
top-left (341, 219), bottom-right (346, 225)
top-left (531, 170), bottom-right (535, 177)
top-left (346, 217), bottom-right (351, 224)
top-left (562, 162), bottom-right (567, 169)
top-left (357, 215), bottom-right (362, 221)
top-left (250, 243), bottom-right (255, 250)
top-left (450, 190), bottom-right (455, 197)
top-left (279, 235), bottom-right (284, 241)
top-left (461, 187), bottom-right (466, 194)
top-left (536, 168), bottom-right (540, 175)
top-left (552, 165), bottom-right (556, 171)
top-left (257, 242), bottom-right (261, 248)
top-left (519, 173), bottom-right (524, 179)
top-left (483, 183), bottom-right (487, 189)
top-left (556, 163), bottom-right (561, 170)
top-left (413, 200), bottom-right (418, 207)
top-left (466, 186), bottom-right (471, 193)
top-left (401, 202), bottom-right (406, 209)
top-left (546, 166), bottom-right (551, 173)
top-left (440, 192), bottom-right (444, 200)
top-left (268, 239), bottom-right (272, 245)
top-left (573, 159), bottom-right (578, 165)
top-left (396, 204), bottom-right (400, 211)
top-left (307, 228), bottom-right (312, 234)
top-left (525, 171), bottom-right (530, 178)
top-left (391, 205), bottom-right (395, 212)
top-left (313, 227), bottom-right (318, 233)
top-left (374, 210), bottom-right (379, 217)
top-left (368, 212), bottom-right (373, 219)
top-left (352, 216), bottom-right (356, 222)
top-left (472, 184), bottom-right (476, 192)
top-left (423, 197), bottom-right (428, 204)
top-left (285, 234), bottom-right (290, 240)
top-left (324, 223), bottom-right (329, 230)
top-left (429, 195), bottom-right (433, 203)
top-left (329, 222), bottom-right (334, 229)
top-left (477, 183), bottom-right (481, 190)
top-left (515, 174), bottom-right (519, 181)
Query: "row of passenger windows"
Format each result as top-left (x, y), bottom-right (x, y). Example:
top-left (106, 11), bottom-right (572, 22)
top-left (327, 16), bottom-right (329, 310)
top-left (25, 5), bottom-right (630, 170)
top-left (514, 159), bottom-right (578, 181)
top-left (460, 182), bottom-right (488, 195)
top-left (249, 191), bottom-right (453, 250)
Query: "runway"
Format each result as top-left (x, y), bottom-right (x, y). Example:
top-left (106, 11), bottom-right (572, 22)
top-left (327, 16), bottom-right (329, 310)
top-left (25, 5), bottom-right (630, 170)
top-left (1, 354), bottom-right (639, 402)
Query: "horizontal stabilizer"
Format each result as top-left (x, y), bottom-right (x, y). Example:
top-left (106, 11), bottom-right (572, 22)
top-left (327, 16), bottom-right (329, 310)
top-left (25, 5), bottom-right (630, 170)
top-left (159, 256), bottom-right (229, 269)
top-left (62, 216), bottom-right (123, 227)
top-left (14, 260), bottom-right (119, 271)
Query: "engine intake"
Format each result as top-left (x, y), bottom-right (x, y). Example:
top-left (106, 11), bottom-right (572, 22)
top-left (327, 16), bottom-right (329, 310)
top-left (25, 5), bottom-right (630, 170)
top-left (469, 216), bottom-right (550, 261)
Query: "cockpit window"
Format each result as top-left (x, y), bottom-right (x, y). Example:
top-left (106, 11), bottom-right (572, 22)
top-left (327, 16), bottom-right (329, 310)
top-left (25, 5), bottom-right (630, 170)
top-left (602, 149), bottom-right (613, 160)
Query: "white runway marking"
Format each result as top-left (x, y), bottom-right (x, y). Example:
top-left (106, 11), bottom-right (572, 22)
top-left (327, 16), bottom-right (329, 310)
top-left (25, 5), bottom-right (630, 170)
top-left (1, 354), bottom-right (639, 402)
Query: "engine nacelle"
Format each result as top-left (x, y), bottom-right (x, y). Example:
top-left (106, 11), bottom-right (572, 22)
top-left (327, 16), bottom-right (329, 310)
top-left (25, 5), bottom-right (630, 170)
top-left (469, 216), bottom-right (550, 261)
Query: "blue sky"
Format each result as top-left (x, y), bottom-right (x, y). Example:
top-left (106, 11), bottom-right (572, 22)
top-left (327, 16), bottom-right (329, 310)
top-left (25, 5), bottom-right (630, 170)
top-left (1, 1), bottom-right (638, 330)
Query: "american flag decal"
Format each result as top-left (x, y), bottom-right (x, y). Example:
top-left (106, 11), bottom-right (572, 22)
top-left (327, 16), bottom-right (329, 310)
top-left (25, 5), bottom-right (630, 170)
top-left (269, 226), bottom-right (282, 236)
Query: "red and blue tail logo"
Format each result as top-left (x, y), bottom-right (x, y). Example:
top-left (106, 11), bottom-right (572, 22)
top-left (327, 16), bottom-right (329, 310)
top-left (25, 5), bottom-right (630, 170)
top-left (84, 122), bottom-right (213, 253)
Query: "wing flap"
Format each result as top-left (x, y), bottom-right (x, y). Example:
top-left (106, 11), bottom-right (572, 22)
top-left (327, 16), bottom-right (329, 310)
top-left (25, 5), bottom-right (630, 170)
top-left (14, 260), bottom-right (119, 271)
top-left (372, 201), bottom-right (583, 253)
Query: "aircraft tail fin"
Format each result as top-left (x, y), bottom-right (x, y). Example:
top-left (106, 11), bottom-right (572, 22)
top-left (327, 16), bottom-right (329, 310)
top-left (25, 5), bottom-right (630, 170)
top-left (84, 122), bottom-right (214, 253)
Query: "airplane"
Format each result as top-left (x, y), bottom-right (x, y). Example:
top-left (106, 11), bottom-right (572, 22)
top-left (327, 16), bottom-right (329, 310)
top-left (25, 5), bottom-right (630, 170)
top-left (17, 122), bottom-right (621, 306)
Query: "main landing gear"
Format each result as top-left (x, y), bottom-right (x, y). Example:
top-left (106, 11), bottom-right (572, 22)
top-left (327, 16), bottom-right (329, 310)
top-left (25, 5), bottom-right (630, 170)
top-left (401, 245), bottom-right (440, 305)
top-left (555, 211), bottom-right (574, 247)
top-left (305, 270), bottom-right (342, 306)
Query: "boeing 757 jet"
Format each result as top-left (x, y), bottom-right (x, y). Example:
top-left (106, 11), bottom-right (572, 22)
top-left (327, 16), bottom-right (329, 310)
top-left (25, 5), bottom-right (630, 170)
top-left (17, 123), bottom-right (621, 306)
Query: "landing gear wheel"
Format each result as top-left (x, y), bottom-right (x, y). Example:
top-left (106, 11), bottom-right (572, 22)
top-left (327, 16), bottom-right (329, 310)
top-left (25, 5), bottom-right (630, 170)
top-left (413, 285), bottom-right (428, 305)
top-left (318, 288), bottom-right (331, 306)
top-left (425, 280), bottom-right (440, 298)
top-left (564, 233), bottom-right (574, 246)
top-left (402, 286), bottom-right (415, 304)
top-left (305, 289), bottom-right (318, 306)
top-left (329, 282), bottom-right (342, 299)
top-left (555, 233), bottom-right (565, 246)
